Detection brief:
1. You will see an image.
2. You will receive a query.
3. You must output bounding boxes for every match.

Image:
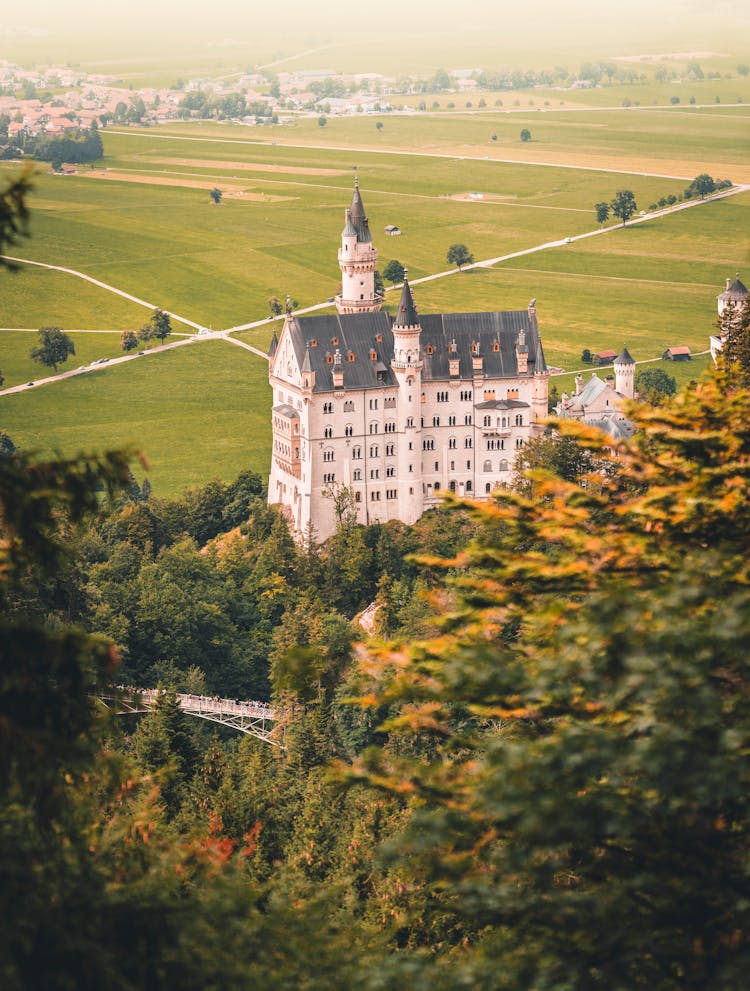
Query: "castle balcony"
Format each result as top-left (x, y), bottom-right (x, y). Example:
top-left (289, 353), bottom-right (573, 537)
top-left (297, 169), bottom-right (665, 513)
top-left (479, 423), bottom-right (512, 437)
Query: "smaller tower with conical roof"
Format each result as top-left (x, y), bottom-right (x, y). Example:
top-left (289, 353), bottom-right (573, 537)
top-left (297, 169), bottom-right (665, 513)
top-left (336, 178), bottom-right (381, 314)
top-left (390, 272), bottom-right (423, 525)
top-left (614, 346), bottom-right (635, 399)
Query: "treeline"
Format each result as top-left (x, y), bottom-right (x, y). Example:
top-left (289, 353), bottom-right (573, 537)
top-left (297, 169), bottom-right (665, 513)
top-left (6, 352), bottom-right (750, 988)
top-left (177, 91), bottom-right (277, 121)
top-left (15, 120), bottom-right (103, 164)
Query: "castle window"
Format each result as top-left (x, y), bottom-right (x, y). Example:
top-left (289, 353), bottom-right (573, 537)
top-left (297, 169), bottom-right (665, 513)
top-left (332, 337), bottom-right (339, 346)
top-left (369, 422), bottom-right (379, 434)
top-left (466, 460), bottom-right (471, 470)
top-left (355, 491), bottom-right (361, 502)
top-left (310, 339), bottom-right (318, 347)
top-left (448, 415), bottom-right (456, 426)
top-left (348, 351), bottom-right (355, 362)
top-left (386, 466), bottom-right (395, 477)
top-left (471, 341), bottom-right (479, 354)
top-left (483, 460), bottom-right (492, 472)
top-left (421, 392), bottom-right (425, 403)
top-left (352, 446), bottom-right (362, 459)
top-left (323, 473), bottom-right (336, 484)
top-left (449, 437), bottom-right (457, 449)
top-left (432, 416), bottom-right (440, 427)
top-left (483, 415), bottom-right (491, 427)
top-left (466, 481), bottom-right (473, 491)
top-left (516, 438), bottom-right (524, 448)
top-left (493, 341), bottom-right (500, 352)
top-left (323, 448), bottom-right (335, 462)
top-left (486, 483), bottom-right (492, 493)
top-left (465, 437), bottom-right (472, 448)
top-left (376, 334), bottom-right (383, 343)
top-left (499, 459), bottom-right (509, 471)
top-left (353, 469), bottom-right (362, 481)
top-left (326, 353), bottom-right (333, 364)
top-left (324, 426), bottom-right (333, 439)
top-left (371, 349), bottom-right (377, 360)
top-left (435, 462), bottom-right (439, 472)
top-left (323, 402), bottom-right (333, 414)
top-left (386, 443), bottom-right (395, 456)
top-left (344, 400), bottom-right (354, 412)
top-left (369, 398), bottom-right (378, 410)
top-left (515, 414), bottom-right (523, 426)
top-left (370, 469), bottom-right (379, 480)
top-left (406, 417), bottom-right (414, 428)
top-left (370, 445), bottom-right (379, 457)
top-left (345, 424), bottom-right (353, 437)
top-left (387, 489), bottom-right (397, 500)
top-left (426, 344), bottom-right (434, 355)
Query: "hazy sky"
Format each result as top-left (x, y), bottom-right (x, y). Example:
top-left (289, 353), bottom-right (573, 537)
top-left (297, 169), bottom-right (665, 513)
top-left (2, 0), bottom-right (748, 70)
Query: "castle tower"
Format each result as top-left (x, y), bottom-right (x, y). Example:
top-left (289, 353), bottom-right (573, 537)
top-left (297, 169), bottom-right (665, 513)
top-left (391, 273), bottom-right (423, 525)
top-left (614, 346), bottom-right (635, 399)
top-left (336, 178), bottom-right (381, 314)
top-left (717, 273), bottom-right (748, 318)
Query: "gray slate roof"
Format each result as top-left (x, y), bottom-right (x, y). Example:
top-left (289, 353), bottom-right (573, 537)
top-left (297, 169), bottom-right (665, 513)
top-left (718, 276), bottom-right (749, 300)
top-left (280, 306), bottom-right (546, 394)
top-left (615, 346), bottom-right (635, 365)
top-left (349, 180), bottom-right (372, 243)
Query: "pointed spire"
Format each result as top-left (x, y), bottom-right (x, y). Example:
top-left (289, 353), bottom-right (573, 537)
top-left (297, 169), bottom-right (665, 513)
top-left (394, 271), bottom-right (419, 327)
top-left (268, 331), bottom-right (278, 358)
top-left (301, 342), bottom-right (312, 374)
top-left (349, 178), bottom-right (371, 243)
top-left (342, 207), bottom-right (357, 238)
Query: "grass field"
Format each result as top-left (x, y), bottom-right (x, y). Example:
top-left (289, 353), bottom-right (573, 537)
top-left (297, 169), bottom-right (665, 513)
top-left (0, 341), bottom-right (271, 495)
top-left (2, 100), bottom-right (747, 495)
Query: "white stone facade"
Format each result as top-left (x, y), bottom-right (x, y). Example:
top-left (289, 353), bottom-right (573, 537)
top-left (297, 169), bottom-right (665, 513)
top-left (268, 183), bottom-right (550, 542)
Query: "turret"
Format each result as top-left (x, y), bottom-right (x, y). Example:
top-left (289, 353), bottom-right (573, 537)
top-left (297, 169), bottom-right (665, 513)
top-left (614, 346), bottom-right (635, 399)
top-left (391, 272), bottom-right (422, 369)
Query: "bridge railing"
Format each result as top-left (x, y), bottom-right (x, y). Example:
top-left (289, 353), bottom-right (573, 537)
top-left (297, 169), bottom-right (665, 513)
top-left (98, 687), bottom-right (282, 747)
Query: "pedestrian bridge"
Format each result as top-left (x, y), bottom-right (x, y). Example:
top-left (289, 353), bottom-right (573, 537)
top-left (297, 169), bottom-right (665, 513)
top-left (97, 688), bottom-right (282, 747)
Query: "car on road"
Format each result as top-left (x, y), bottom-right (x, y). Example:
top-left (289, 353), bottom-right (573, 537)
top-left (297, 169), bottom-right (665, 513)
top-left (26, 382), bottom-right (34, 386)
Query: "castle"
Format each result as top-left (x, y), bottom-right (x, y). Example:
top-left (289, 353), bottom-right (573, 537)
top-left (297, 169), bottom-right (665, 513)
top-left (267, 180), bottom-right (549, 541)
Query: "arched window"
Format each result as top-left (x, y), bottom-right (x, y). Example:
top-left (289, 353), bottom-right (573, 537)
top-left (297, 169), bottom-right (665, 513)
top-left (499, 459), bottom-right (509, 471)
top-left (483, 460), bottom-right (492, 472)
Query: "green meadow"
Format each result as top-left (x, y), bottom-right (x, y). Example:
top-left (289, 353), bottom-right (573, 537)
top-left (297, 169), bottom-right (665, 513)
top-left (1, 103), bottom-right (747, 494)
top-left (0, 341), bottom-right (270, 496)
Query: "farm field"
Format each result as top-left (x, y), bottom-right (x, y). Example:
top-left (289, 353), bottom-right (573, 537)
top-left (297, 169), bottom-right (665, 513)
top-left (128, 102), bottom-right (750, 181)
top-left (2, 101), bottom-right (747, 495)
top-left (0, 341), bottom-right (270, 496)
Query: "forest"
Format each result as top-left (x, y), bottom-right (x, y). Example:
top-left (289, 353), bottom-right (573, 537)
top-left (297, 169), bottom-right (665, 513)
top-left (3, 300), bottom-right (750, 987)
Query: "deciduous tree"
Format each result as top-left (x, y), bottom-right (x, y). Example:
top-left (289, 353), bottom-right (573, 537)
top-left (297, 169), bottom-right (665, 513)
top-left (30, 326), bottom-right (75, 373)
top-left (447, 243), bottom-right (474, 270)
top-left (383, 260), bottom-right (405, 285)
top-left (610, 188), bottom-right (637, 225)
top-left (595, 201), bottom-right (610, 224)
top-left (149, 308), bottom-right (172, 345)
top-left (121, 330), bottom-right (138, 352)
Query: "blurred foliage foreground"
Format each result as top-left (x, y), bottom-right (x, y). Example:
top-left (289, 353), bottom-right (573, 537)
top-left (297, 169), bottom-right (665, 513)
top-left (2, 366), bottom-right (750, 990)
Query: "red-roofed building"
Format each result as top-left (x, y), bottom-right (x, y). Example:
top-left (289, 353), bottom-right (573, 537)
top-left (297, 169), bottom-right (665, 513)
top-left (662, 346), bottom-right (691, 361)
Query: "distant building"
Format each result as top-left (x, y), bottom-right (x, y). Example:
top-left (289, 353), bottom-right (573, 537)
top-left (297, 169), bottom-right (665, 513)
top-left (662, 346), bottom-right (691, 361)
top-left (384, 224), bottom-right (401, 236)
top-left (268, 180), bottom-right (550, 541)
top-left (555, 348), bottom-right (636, 445)
top-left (711, 274), bottom-right (748, 363)
top-left (592, 349), bottom-right (618, 366)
